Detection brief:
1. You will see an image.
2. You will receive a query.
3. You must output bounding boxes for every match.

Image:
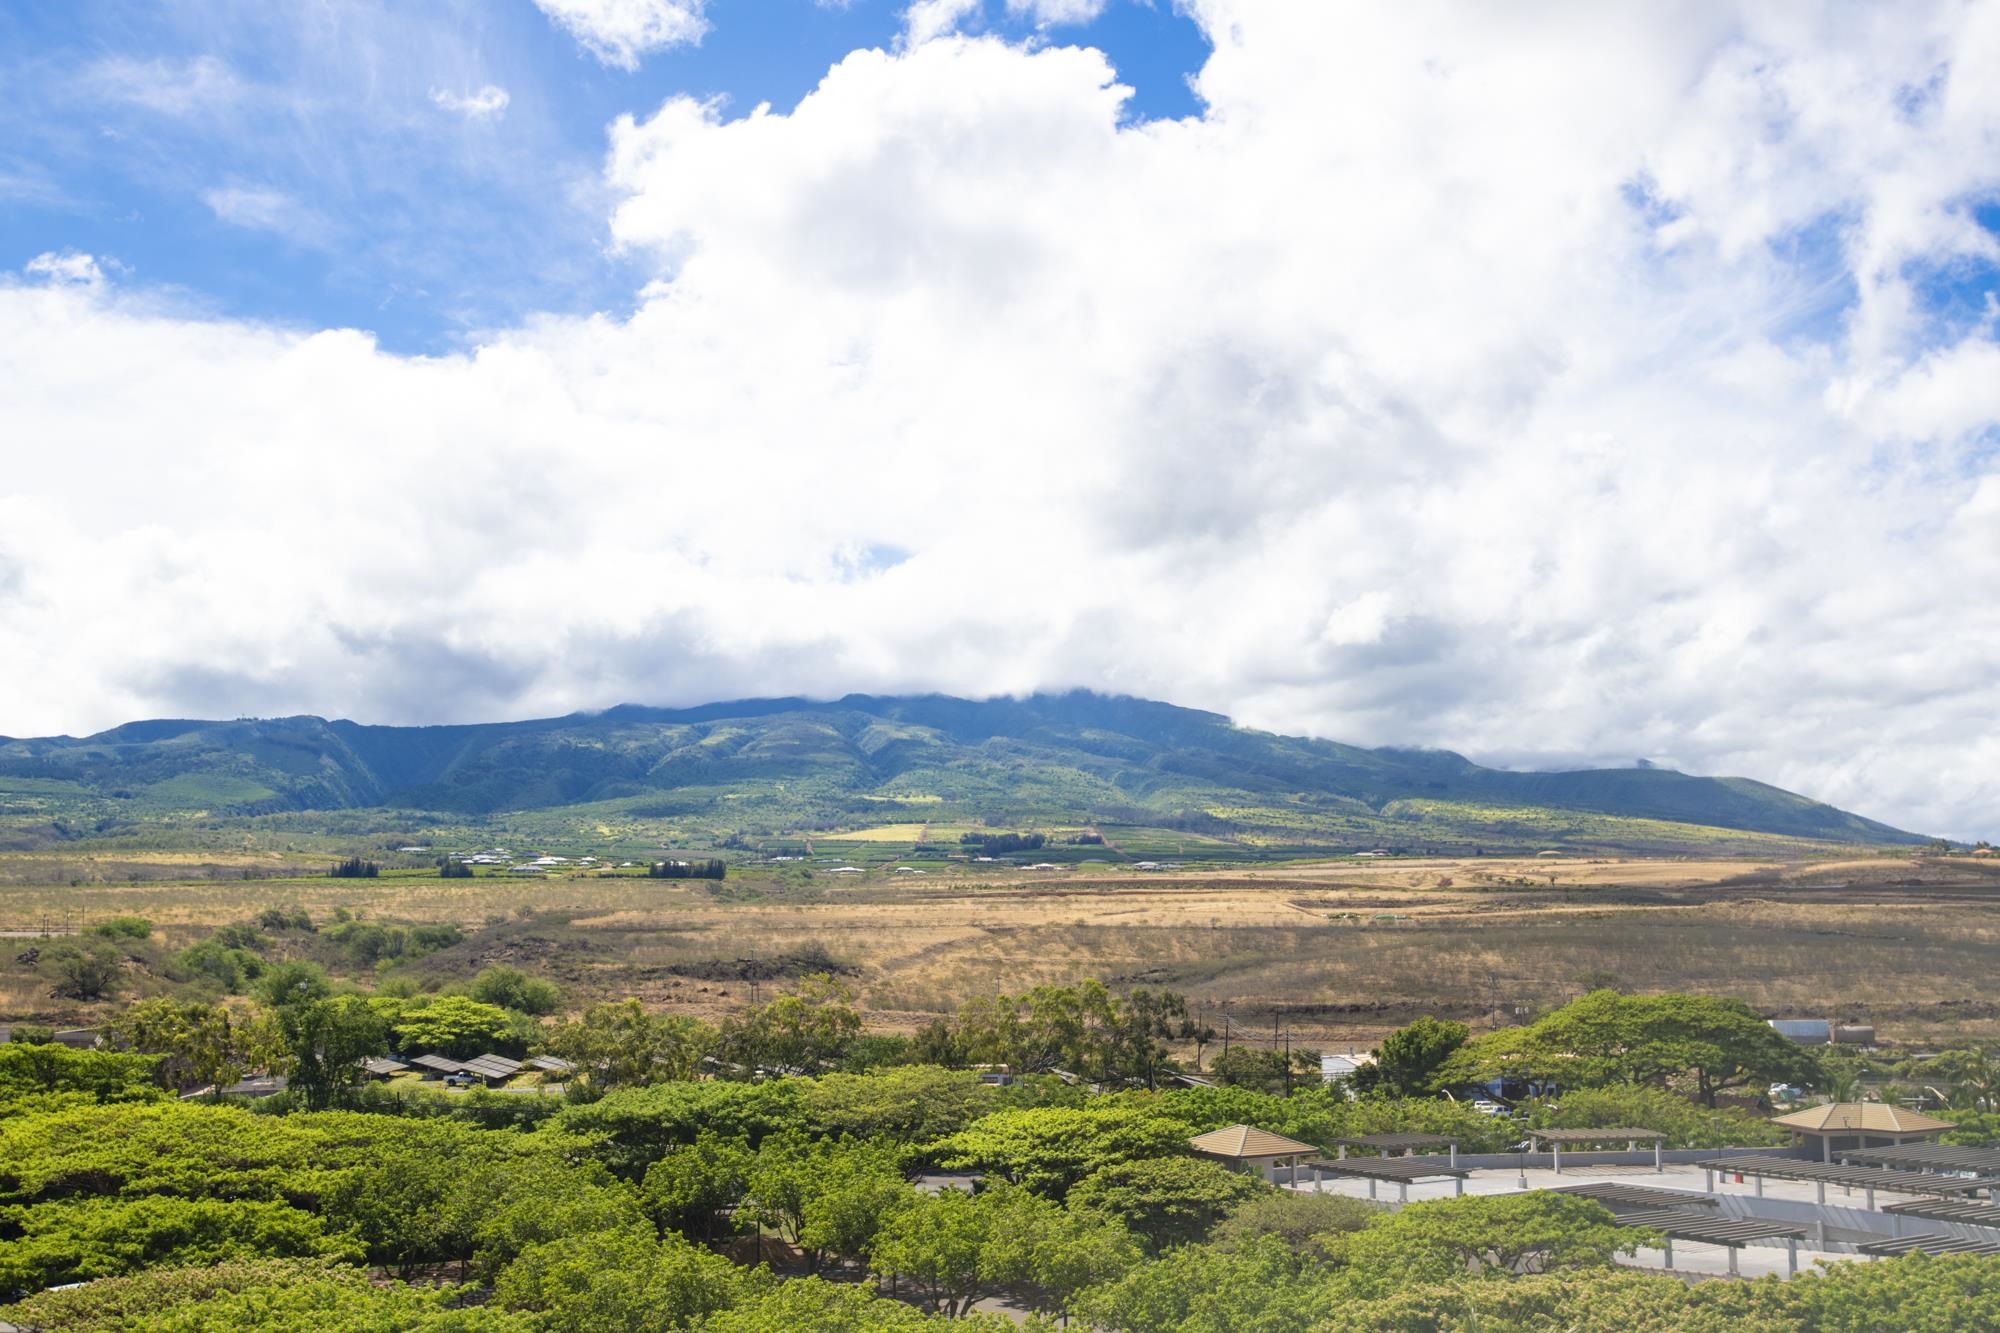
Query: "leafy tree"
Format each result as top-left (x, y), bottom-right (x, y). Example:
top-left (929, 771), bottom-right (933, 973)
top-left (0, 1258), bottom-right (533, 1332)
top-left (935, 1104), bottom-right (1196, 1197)
top-left (393, 995), bottom-right (514, 1058)
top-left (744, 1134), bottom-right (909, 1272)
top-left (1067, 1233), bottom-right (1344, 1333)
top-left (101, 998), bottom-right (257, 1094)
top-left (974, 1183), bottom-right (1142, 1315)
top-left (172, 936), bottom-right (267, 993)
top-left (800, 1065), bottom-right (1003, 1141)
top-left (462, 1155), bottom-right (644, 1280)
top-left (0, 1195), bottom-right (361, 1291)
top-left (1210, 1189), bottom-right (1380, 1255)
top-left (493, 1225), bottom-right (742, 1332)
top-left (1209, 1047), bottom-right (1292, 1093)
top-left (702, 1276), bottom-right (1017, 1332)
top-left (869, 1185), bottom-right (991, 1317)
top-left (273, 995), bottom-right (388, 1110)
top-left (719, 973), bottom-right (863, 1073)
top-left (88, 916), bottom-right (153, 940)
top-left (252, 960), bottom-right (332, 1008)
top-left (1068, 1156), bottom-right (1267, 1252)
top-left (642, 1131), bottom-right (754, 1242)
top-left (1524, 1085), bottom-right (1787, 1148)
top-left (540, 999), bottom-right (716, 1091)
top-left (1329, 1192), bottom-right (1645, 1287)
top-left (44, 939), bottom-right (125, 1000)
top-left (551, 1078), bottom-right (805, 1178)
top-left (468, 965), bottom-right (561, 1016)
top-left (1922, 1048), bottom-right (2000, 1114)
top-left (1434, 991), bottom-right (1819, 1107)
top-left (1350, 1017), bottom-right (1468, 1097)
top-left (0, 1043), bottom-right (166, 1113)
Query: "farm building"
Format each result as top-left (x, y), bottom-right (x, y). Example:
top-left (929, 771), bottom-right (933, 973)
top-left (1320, 1052), bottom-right (1375, 1083)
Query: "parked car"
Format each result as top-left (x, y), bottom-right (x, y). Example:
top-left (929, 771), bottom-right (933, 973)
top-left (444, 1073), bottom-right (475, 1088)
top-left (1469, 1098), bottom-right (1508, 1116)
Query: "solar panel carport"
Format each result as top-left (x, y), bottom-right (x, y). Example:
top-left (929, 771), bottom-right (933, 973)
top-left (1548, 1181), bottom-right (1718, 1213)
top-left (1331, 1133), bottom-right (1461, 1167)
top-left (1841, 1144), bottom-right (2000, 1175)
top-left (1859, 1233), bottom-right (2000, 1257)
top-left (1529, 1127), bottom-right (1666, 1173)
top-left (1694, 1156), bottom-right (1998, 1209)
top-left (1883, 1198), bottom-right (2000, 1228)
top-left (1612, 1208), bottom-right (1810, 1276)
top-left (1306, 1155), bottom-right (1471, 1202)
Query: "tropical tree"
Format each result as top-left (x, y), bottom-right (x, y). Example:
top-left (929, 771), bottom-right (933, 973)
top-left (1350, 1017), bottom-right (1468, 1098)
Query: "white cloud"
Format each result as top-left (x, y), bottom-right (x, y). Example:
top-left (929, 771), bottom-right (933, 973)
top-left (81, 54), bottom-right (242, 116)
top-left (3, 3), bottom-right (1999, 838)
top-left (200, 186), bottom-right (329, 245)
top-left (532, 0), bottom-right (708, 70)
top-left (22, 251), bottom-right (106, 286)
top-left (429, 84), bottom-right (511, 120)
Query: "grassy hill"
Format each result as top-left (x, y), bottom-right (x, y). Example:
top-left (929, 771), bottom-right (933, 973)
top-left (0, 692), bottom-right (1923, 858)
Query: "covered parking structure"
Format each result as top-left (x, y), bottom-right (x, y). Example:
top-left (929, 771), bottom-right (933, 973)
top-left (1529, 1127), bottom-right (1666, 1174)
top-left (1613, 1208), bottom-right (1809, 1276)
top-left (1841, 1143), bottom-right (2000, 1175)
top-left (1549, 1181), bottom-right (1718, 1213)
top-left (1859, 1233), bottom-right (2000, 1257)
top-left (1693, 1156), bottom-right (1998, 1209)
top-left (1331, 1133), bottom-right (1461, 1168)
top-left (1883, 1198), bottom-right (2000, 1228)
top-left (1306, 1155), bottom-right (1471, 1203)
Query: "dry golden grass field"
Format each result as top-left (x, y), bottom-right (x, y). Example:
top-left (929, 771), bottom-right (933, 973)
top-left (6, 850), bottom-right (1999, 1050)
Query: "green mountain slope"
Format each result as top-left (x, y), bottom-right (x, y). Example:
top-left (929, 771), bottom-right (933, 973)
top-left (0, 692), bottom-right (1923, 853)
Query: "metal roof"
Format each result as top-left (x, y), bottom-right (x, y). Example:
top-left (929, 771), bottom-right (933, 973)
top-left (411, 1054), bottom-right (466, 1072)
top-left (360, 1057), bottom-right (408, 1076)
top-left (1613, 1208), bottom-right (1808, 1247)
top-left (1693, 1156), bottom-right (1996, 1197)
top-left (1883, 1199), bottom-right (2000, 1228)
top-left (1549, 1181), bottom-right (1719, 1212)
top-left (460, 1054), bottom-right (524, 1079)
top-left (1769, 1103), bottom-right (1953, 1134)
top-left (1858, 1233), bottom-right (2000, 1257)
top-left (1190, 1125), bottom-right (1320, 1159)
top-left (528, 1055), bottom-right (573, 1073)
top-left (1331, 1133), bottom-right (1458, 1150)
top-left (1306, 1156), bottom-right (1471, 1181)
top-left (1530, 1127), bottom-right (1667, 1143)
top-left (1842, 1144), bottom-right (2000, 1175)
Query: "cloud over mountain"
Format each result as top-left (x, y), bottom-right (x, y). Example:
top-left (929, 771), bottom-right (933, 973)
top-left (1, 2), bottom-right (1996, 837)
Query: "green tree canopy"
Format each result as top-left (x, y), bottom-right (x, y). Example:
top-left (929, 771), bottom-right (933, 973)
top-left (1350, 1017), bottom-right (1468, 1098)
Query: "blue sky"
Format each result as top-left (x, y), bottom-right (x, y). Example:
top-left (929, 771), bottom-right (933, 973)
top-left (3, 3), bottom-right (1998, 838)
top-left (0, 0), bottom-right (1209, 352)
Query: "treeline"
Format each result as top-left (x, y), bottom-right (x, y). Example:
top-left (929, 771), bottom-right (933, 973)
top-left (648, 859), bottom-right (727, 880)
top-left (329, 856), bottom-right (379, 879)
top-left (959, 831), bottom-right (1046, 855)
top-left (4, 1036), bottom-right (1998, 1329)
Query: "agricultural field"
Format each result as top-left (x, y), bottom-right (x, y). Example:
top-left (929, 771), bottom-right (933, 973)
top-left (5, 848), bottom-right (1997, 1051)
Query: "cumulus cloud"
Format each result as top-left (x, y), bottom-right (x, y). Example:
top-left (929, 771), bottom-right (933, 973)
top-left (2, 2), bottom-right (1999, 837)
top-left (22, 251), bottom-right (106, 286)
top-left (429, 84), bottom-right (511, 120)
top-left (533, 0), bottom-right (708, 70)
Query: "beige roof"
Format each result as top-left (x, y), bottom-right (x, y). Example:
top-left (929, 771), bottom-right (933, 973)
top-left (1190, 1124), bottom-right (1319, 1159)
top-left (1771, 1103), bottom-right (1953, 1134)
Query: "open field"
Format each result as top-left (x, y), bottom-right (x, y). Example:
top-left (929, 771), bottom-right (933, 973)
top-left (6, 850), bottom-right (1998, 1049)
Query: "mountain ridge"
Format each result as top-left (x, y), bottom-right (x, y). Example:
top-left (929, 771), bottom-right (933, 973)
top-left (0, 692), bottom-right (1925, 851)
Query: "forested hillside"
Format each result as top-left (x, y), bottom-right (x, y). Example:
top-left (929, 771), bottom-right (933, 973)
top-left (0, 693), bottom-right (1922, 855)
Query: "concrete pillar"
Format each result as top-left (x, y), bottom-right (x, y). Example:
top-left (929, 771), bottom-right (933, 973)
top-left (1368, 1177), bottom-right (1377, 1199)
top-left (1398, 1179), bottom-right (1409, 1204)
top-left (1866, 1186), bottom-right (1876, 1211)
top-left (1338, 1144), bottom-right (1348, 1160)
top-left (1454, 1175), bottom-right (1464, 1197)
top-left (1787, 1239), bottom-right (1798, 1275)
top-left (1705, 1167), bottom-right (1715, 1192)
top-left (1654, 1141), bottom-right (1663, 1173)
top-left (1817, 1181), bottom-right (1826, 1205)
top-left (1755, 1174), bottom-right (1764, 1197)
top-left (1663, 1237), bottom-right (1674, 1270)
top-left (1553, 1143), bottom-right (1562, 1175)
top-left (1728, 1246), bottom-right (1739, 1277)
top-left (1449, 1144), bottom-right (1458, 1169)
